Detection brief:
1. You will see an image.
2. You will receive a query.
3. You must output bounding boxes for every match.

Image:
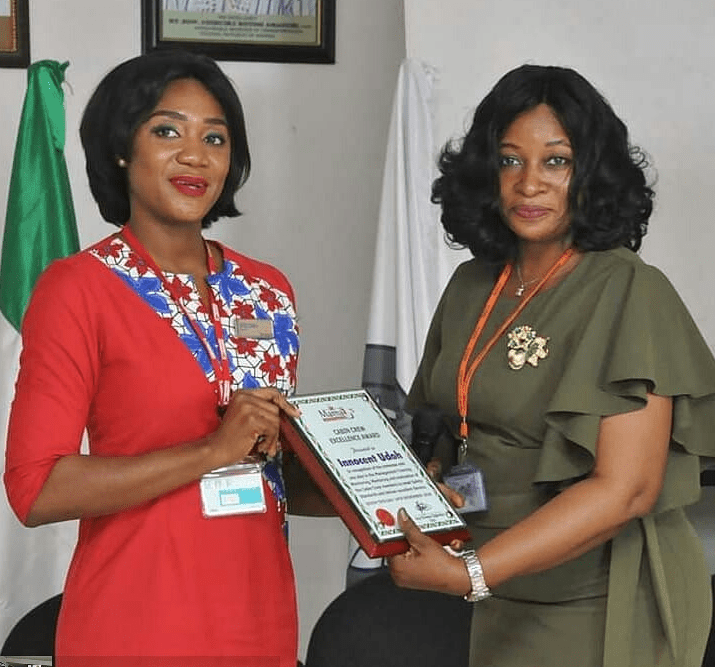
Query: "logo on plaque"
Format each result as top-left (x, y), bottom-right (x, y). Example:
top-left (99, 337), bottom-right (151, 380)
top-left (318, 405), bottom-right (355, 422)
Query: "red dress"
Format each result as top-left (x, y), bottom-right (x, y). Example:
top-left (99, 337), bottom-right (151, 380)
top-left (4, 234), bottom-right (299, 666)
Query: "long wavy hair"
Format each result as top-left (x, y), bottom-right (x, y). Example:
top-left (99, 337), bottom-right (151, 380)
top-left (431, 64), bottom-right (654, 264)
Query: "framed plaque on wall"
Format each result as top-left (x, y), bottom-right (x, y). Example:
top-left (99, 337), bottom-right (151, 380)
top-left (142, 0), bottom-right (335, 64)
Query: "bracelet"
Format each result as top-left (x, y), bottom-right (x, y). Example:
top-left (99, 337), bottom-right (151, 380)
top-left (461, 549), bottom-right (491, 602)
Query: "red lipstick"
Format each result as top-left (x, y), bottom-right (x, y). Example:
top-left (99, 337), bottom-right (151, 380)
top-left (170, 176), bottom-right (208, 197)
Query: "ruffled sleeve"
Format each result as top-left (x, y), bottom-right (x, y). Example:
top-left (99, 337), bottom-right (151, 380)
top-left (535, 252), bottom-right (715, 513)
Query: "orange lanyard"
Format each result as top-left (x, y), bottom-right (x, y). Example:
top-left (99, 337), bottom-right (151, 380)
top-left (120, 226), bottom-right (233, 408)
top-left (456, 248), bottom-right (574, 456)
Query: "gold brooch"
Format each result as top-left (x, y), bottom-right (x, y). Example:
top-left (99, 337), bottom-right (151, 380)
top-left (506, 325), bottom-right (549, 370)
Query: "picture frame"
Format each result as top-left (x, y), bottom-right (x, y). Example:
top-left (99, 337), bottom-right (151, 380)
top-left (0, 0), bottom-right (29, 68)
top-left (142, 1), bottom-right (335, 65)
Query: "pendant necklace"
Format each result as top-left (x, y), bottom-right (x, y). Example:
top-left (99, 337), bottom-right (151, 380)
top-left (515, 263), bottom-right (540, 297)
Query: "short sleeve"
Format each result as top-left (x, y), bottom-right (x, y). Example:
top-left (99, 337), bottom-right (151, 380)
top-left (4, 258), bottom-right (99, 522)
top-left (537, 257), bottom-right (715, 511)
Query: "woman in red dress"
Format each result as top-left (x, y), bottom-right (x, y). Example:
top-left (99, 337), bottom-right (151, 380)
top-left (5, 50), bottom-right (301, 666)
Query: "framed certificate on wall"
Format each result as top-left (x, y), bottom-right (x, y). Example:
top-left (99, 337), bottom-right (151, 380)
top-left (142, 0), bottom-right (335, 64)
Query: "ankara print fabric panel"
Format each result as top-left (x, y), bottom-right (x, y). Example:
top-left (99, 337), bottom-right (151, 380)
top-left (90, 234), bottom-right (298, 397)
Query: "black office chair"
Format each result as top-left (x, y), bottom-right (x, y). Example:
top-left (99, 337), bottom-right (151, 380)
top-left (305, 571), bottom-right (471, 667)
top-left (1, 593), bottom-right (62, 657)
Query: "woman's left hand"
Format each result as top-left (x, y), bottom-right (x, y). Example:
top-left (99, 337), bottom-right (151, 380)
top-left (388, 508), bottom-right (471, 596)
top-left (425, 457), bottom-right (465, 521)
top-left (438, 482), bottom-right (465, 512)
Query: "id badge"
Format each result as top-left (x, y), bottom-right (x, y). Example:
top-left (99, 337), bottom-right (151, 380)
top-left (233, 318), bottom-right (274, 339)
top-left (443, 463), bottom-right (488, 514)
top-left (200, 461), bottom-right (266, 518)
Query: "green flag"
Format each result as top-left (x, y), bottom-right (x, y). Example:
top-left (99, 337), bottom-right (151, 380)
top-left (0, 60), bottom-right (80, 331)
top-left (0, 59), bottom-right (80, 647)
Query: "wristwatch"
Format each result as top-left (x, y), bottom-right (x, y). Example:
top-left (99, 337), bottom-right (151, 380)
top-left (461, 549), bottom-right (491, 602)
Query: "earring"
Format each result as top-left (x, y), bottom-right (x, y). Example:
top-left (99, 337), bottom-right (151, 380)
top-left (117, 157), bottom-right (127, 168)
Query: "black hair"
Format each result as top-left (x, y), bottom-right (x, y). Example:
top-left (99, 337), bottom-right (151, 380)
top-left (80, 49), bottom-right (250, 228)
top-left (431, 64), bottom-right (654, 264)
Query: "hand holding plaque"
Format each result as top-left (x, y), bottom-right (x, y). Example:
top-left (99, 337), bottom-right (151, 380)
top-left (280, 389), bottom-right (470, 557)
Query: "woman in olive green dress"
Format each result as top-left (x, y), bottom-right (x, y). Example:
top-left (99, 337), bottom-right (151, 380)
top-left (388, 64), bottom-right (715, 667)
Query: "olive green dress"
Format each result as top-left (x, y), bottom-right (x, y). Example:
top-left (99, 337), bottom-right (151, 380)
top-left (407, 248), bottom-right (715, 667)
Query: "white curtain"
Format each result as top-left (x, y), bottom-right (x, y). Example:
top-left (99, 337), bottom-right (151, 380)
top-left (355, 58), bottom-right (469, 575)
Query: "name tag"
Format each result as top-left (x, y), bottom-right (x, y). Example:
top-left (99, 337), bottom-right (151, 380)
top-left (200, 462), bottom-right (266, 517)
top-left (233, 318), bottom-right (274, 339)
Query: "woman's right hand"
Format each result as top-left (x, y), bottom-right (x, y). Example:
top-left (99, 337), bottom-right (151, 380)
top-left (210, 388), bottom-right (300, 465)
top-left (389, 508), bottom-right (471, 596)
top-left (424, 457), bottom-right (466, 511)
top-left (23, 388), bottom-right (300, 526)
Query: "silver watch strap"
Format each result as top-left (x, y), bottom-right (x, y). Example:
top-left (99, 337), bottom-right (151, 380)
top-left (461, 549), bottom-right (491, 602)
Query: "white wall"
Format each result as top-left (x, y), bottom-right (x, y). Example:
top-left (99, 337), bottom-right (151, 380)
top-left (404, 0), bottom-right (715, 571)
top-left (0, 0), bottom-right (406, 658)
